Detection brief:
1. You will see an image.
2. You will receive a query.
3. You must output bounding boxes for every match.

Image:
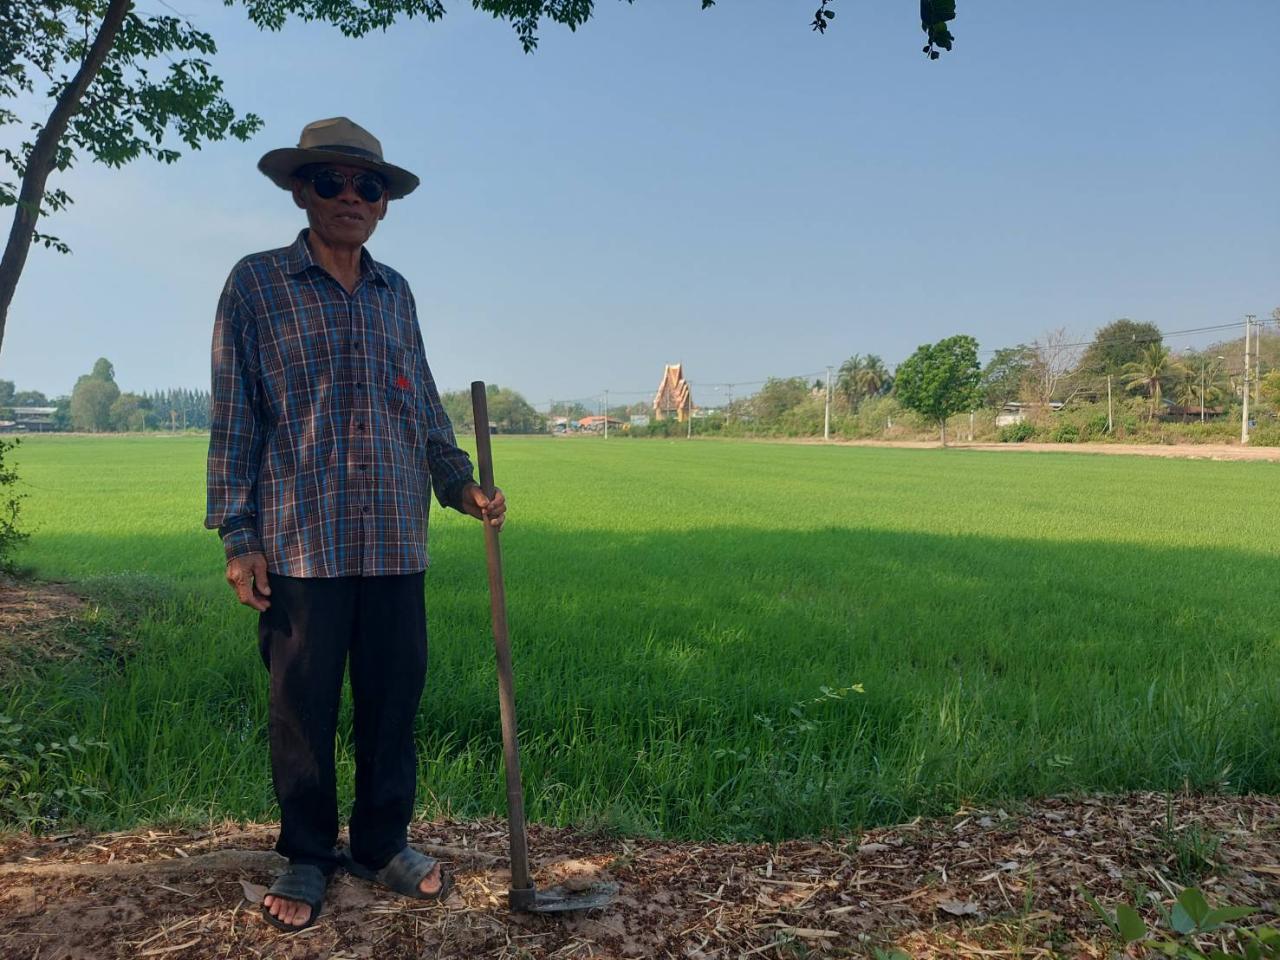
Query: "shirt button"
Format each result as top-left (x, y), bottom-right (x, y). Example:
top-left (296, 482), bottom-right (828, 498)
top-left (352, 341), bottom-right (361, 350)
top-left (358, 463), bottom-right (368, 471)
top-left (361, 505), bottom-right (370, 514)
top-left (356, 423), bottom-right (365, 431)
top-left (356, 382), bottom-right (364, 390)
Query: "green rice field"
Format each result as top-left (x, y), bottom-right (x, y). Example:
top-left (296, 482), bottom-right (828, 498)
top-left (4, 434), bottom-right (1279, 840)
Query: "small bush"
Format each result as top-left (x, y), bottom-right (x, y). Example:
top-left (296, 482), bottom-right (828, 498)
top-left (1084, 412), bottom-right (1111, 439)
top-left (999, 422), bottom-right (1036, 443)
top-left (0, 438), bottom-right (27, 571)
top-left (0, 713), bottom-right (106, 830)
top-left (1051, 422), bottom-right (1080, 443)
top-left (1249, 424), bottom-right (1280, 447)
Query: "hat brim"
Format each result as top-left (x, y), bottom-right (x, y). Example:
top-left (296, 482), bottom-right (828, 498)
top-left (258, 147), bottom-right (420, 200)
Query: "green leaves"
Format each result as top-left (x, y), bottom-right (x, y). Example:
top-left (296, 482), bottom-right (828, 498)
top-left (811, 1), bottom-right (836, 34)
top-left (926, 0), bottom-right (957, 58)
top-left (0, 711), bottom-right (106, 828)
top-left (1171, 887), bottom-right (1256, 935)
top-left (1115, 903), bottom-right (1148, 942)
top-left (0, 438), bottom-right (27, 571)
top-left (63, 11), bottom-right (264, 170)
top-left (1, 0), bottom-right (262, 231)
top-left (920, 0), bottom-right (956, 59)
top-left (893, 334), bottom-right (982, 441)
top-left (235, 0), bottom-right (446, 38)
top-left (1084, 885), bottom-right (1265, 959)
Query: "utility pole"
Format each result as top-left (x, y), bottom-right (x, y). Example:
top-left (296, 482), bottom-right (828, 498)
top-left (1242, 315), bottom-right (1253, 444)
top-left (1200, 362), bottom-right (1207, 424)
top-left (1254, 316), bottom-right (1263, 405)
top-left (603, 390), bottom-right (609, 439)
top-left (823, 366), bottom-right (832, 441)
top-left (968, 410), bottom-right (975, 442)
top-left (1107, 375), bottom-right (1113, 433)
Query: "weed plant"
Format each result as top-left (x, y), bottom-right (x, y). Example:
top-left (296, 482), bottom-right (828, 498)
top-left (1159, 796), bottom-right (1224, 886)
top-left (0, 437), bottom-right (27, 569)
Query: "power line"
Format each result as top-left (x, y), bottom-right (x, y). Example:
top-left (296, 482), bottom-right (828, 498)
top-left (976, 320), bottom-right (1247, 357)
top-left (531, 315), bottom-right (1274, 414)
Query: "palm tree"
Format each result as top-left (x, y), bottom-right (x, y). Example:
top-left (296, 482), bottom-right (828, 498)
top-left (855, 354), bottom-right (892, 400)
top-left (837, 354), bottom-right (893, 409)
top-left (1121, 343), bottom-right (1186, 419)
top-left (836, 354), bottom-right (866, 409)
top-left (1174, 355), bottom-right (1227, 418)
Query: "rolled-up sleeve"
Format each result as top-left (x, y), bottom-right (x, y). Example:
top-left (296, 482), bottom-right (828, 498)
top-left (205, 272), bottom-right (266, 561)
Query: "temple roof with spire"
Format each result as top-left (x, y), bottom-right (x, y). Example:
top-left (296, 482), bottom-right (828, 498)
top-left (654, 364), bottom-right (693, 421)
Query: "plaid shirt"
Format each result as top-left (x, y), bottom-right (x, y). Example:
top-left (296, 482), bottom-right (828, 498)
top-left (205, 230), bottom-right (475, 577)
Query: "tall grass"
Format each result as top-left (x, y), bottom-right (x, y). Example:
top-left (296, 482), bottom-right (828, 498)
top-left (4, 434), bottom-right (1279, 839)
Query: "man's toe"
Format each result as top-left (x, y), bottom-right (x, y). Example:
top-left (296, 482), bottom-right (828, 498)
top-left (264, 894), bottom-right (311, 928)
top-left (418, 864), bottom-right (442, 896)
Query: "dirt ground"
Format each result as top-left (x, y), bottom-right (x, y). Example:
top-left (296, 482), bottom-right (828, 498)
top-left (0, 573), bottom-right (89, 675)
top-left (1, 793), bottom-right (1278, 959)
top-left (807, 439), bottom-right (1280, 462)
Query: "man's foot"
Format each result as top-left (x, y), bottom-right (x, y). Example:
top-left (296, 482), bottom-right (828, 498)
top-left (260, 862), bottom-right (327, 932)
top-left (418, 861), bottom-right (443, 897)
top-left (340, 845), bottom-right (453, 902)
top-left (263, 892), bottom-right (313, 928)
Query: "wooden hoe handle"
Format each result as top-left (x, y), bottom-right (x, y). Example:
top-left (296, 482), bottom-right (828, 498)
top-left (469, 382), bottom-right (534, 905)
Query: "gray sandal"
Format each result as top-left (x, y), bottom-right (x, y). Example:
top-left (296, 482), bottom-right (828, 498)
top-left (261, 862), bottom-right (328, 932)
top-left (341, 845), bottom-right (453, 901)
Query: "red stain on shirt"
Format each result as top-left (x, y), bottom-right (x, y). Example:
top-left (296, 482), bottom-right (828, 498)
top-left (395, 375), bottom-right (411, 391)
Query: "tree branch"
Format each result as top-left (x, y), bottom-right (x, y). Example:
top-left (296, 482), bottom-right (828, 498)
top-left (0, 0), bottom-right (133, 354)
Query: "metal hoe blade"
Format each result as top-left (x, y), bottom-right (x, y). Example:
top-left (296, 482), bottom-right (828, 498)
top-left (510, 882), bottom-right (620, 913)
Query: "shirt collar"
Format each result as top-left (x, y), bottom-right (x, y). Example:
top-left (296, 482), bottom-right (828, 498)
top-left (284, 229), bottom-right (389, 287)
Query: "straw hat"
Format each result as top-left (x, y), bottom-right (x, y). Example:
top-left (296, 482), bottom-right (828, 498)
top-left (258, 117), bottom-right (419, 200)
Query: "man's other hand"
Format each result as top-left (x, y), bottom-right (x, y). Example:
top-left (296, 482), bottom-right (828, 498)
top-left (459, 483), bottom-right (506, 530)
top-left (226, 553), bottom-right (272, 611)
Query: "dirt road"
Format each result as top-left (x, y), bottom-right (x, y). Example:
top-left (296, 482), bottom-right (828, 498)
top-left (823, 439), bottom-right (1280, 462)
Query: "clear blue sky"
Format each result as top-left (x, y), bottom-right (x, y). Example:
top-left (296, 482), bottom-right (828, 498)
top-left (2, 0), bottom-right (1276, 408)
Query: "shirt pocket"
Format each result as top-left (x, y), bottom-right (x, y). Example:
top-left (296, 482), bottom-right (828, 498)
top-left (385, 360), bottom-right (422, 449)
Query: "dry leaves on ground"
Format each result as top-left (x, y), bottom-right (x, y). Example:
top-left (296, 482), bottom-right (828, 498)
top-left (1, 792), bottom-right (1278, 959)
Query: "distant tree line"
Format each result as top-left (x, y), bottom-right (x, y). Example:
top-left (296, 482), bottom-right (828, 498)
top-left (143, 388), bottom-right (212, 431)
top-left (441, 384), bottom-right (544, 434)
top-left (2, 358), bottom-right (552, 435)
top-left (7, 313), bottom-right (1278, 444)
top-left (1, 358), bottom-right (212, 432)
top-left (630, 312), bottom-right (1280, 446)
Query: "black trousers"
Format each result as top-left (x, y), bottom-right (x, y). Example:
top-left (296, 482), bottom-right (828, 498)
top-left (258, 572), bottom-right (427, 873)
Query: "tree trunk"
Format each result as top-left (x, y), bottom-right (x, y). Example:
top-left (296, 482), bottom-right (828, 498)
top-left (940, 417), bottom-right (947, 446)
top-left (0, 0), bottom-right (132, 358)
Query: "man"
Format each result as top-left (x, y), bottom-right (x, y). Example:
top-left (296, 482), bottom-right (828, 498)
top-left (206, 117), bottom-right (505, 932)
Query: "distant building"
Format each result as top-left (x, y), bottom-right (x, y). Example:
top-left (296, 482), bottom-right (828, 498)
top-left (576, 415), bottom-right (624, 433)
top-left (653, 363), bottom-right (693, 422)
top-left (995, 402), bottom-right (1063, 427)
top-left (2, 406), bottom-right (58, 432)
top-left (1158, 403), bottom-right (1226, 423)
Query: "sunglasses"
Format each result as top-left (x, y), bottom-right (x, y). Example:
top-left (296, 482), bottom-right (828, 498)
top-left (305, 168), bottom-right (387, 202)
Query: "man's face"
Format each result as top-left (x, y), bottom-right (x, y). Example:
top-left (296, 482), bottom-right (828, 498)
top-left (291, 163), bottom-right (389, 249)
